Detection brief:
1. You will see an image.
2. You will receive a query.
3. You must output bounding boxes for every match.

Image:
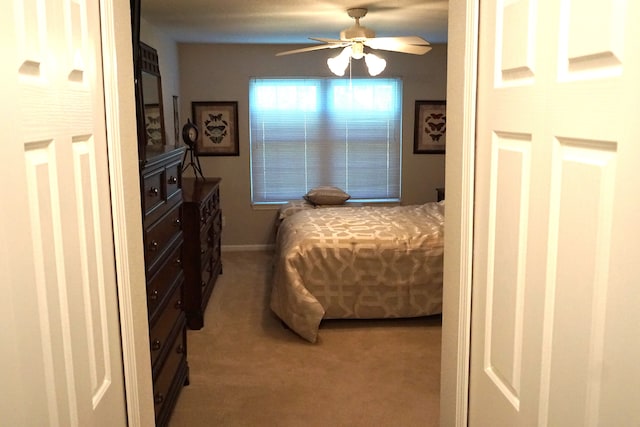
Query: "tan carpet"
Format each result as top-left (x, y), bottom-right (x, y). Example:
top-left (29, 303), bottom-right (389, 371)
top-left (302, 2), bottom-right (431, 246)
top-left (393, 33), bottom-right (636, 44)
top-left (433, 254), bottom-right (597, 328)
top-left (169, 250), bottom-right (441, 427)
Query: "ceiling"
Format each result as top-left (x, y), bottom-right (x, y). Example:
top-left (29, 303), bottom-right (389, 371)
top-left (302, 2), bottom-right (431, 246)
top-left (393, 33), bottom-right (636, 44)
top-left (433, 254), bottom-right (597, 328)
top-left (141, 0), bottom-right (449, 45)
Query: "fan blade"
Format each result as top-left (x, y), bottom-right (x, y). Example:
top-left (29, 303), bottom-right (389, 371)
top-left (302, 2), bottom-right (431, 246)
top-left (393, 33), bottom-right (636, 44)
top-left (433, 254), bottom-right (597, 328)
top-left (309, 37), bottom-right (347, 44)
top-left (276, 39), bottom-right (351, 56)
top-left (371, 43), bottom-right (432, 55)
top-left (371, 36), bottom-right (430, 46)
top-left (276, 44), bottom-right (334, 56)
top-left (364, 37), bottom-right (431, 55)
top-left (364, 36), bottom-right (432, 55)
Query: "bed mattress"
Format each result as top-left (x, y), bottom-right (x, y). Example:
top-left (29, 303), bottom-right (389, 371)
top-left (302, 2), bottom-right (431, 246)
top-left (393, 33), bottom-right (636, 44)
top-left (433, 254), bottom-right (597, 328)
top-left (270, 202), bottom-right (445, 342)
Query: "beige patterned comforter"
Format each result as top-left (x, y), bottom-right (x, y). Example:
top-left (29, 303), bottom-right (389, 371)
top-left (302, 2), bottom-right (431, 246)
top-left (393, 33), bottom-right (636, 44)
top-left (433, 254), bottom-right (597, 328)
top-left (270, 202), bottom-right (445, 342)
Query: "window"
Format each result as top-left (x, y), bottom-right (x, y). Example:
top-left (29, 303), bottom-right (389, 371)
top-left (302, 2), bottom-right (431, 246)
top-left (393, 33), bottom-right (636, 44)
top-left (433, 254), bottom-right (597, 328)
top-left (249, 78), bottom-right (402, 204)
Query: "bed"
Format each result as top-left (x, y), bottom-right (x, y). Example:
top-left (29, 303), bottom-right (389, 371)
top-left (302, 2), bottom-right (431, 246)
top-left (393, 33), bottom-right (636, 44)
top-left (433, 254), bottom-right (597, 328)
top-left (270, 201), bottom-right (445, 342)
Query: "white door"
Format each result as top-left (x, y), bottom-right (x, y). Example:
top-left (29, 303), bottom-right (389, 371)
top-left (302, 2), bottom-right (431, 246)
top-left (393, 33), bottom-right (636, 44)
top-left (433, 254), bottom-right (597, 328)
top-left (470, 0), bottom-right (640, 425)
top-left (0, 0), bottom-right (127, 425)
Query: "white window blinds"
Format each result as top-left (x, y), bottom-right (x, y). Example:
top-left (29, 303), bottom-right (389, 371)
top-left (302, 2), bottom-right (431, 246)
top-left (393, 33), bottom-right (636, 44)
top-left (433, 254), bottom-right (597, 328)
top-left (249, 78), bottom-right (402, 203)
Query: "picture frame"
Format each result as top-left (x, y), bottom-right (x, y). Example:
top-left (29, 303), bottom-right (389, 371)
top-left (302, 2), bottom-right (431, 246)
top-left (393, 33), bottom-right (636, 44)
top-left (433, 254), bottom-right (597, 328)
top-left (413, 100), bottom-right (446, 154)
top-left (143, 103), bottom-right (163, 146)
top-left (191, 101), bottom-right (239, 156)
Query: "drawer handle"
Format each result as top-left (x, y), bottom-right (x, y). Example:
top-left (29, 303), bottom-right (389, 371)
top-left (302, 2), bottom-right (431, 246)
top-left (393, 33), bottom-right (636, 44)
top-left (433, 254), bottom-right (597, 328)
top-left (177, 345), bottom-right (185, 354)
top-left (200, 247), bottom-right (206, 255)
top-left (168, 176), bottom-right (177, 184)
top-left (175, 299), bottom-right (182, 309)
top-left (148, 187), bottom-right (159, 197)
top-left (149, 289), bottom-right (159, 301)
top-left (151, 339), bottom-right (161, 351)
top-left (173, 218), bottom-right (181, 227)
top-left (174, 258), bottom-right (182, 267)
top-left (154, 393), bottom-right (164, 405)
top-left (201, 280), bottom-right (206, 287)
top-left (149, 240), bottom-right (158, 252)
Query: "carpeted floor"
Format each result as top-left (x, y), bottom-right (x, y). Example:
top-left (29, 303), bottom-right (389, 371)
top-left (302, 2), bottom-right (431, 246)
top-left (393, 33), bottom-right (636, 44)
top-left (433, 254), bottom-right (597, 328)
top-left (169, 250), bottom-right (442, 427)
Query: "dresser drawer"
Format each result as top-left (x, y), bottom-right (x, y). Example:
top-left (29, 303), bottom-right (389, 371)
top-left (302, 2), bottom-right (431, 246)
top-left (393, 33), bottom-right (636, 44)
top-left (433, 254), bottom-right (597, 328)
top-left (147, 243), bottom-right (183, 324)
top-left (199, 189), bottom-right (219, 228)
top-left (212, 209), bottom-right (222, 236)
top-left (165, 160), bottom-right (181, 200)
top-left (205, 189), bottom-right (220, 225)
top-left (199, 203), bottom-right (213, 228)
top-left (150, 283), bottom-right (183, 372)
top-left (200, 257), bottom-right (213, 289)
top-left (143, 168), bottom-right (165, 217)
top-left (209, 185), bottom-right (220, 211)
top-left (153, 324), bottom-right (187, 420)
top-left (199, 221), bottom-right (214, 265)
top-left (143, 158), bottom-right (183, 227)
top-left (145, 203), bottom-right (182, 274)
top-left (211, 210), bottom-right (222, 266)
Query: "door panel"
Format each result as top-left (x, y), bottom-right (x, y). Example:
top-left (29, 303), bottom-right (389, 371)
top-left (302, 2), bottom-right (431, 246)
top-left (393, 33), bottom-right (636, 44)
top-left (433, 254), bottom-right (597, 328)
top-left (484, 133), bottom-right (531, 411)
top-left (543, 140), bottom-right (616, 425)
top-left (471, 0), bottom-right (640, 425)
top-left (1, 0), bottom-right (127, 425)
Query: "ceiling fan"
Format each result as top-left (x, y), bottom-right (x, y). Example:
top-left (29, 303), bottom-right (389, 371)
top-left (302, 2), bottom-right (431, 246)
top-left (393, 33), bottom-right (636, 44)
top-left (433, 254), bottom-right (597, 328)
top-left (276, 8), bottom-right (432, 76)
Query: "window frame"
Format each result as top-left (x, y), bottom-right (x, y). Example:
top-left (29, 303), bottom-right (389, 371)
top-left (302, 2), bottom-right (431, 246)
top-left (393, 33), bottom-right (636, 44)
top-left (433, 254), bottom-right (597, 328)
top-left (249, 77), bottom-right (403, 205)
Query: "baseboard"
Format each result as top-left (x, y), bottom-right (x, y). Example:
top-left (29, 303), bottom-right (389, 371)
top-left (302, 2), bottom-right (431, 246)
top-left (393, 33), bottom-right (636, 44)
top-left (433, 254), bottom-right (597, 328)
top-left (222, 244), bottom-right (275, 252)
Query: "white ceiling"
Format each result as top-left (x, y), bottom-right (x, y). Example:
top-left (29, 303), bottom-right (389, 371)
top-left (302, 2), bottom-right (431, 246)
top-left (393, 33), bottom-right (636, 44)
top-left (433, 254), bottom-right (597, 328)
top-left (141, 0), bottom-right (449, 45)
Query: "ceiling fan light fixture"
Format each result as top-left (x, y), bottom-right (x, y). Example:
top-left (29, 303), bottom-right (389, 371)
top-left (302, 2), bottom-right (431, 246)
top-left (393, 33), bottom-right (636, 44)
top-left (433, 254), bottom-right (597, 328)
top-left (350, 42), bottom-right (364, 60)
top-left (365, 53), bottom-right (386, 76)
top-left (327, 46), bottom-right (351, 76)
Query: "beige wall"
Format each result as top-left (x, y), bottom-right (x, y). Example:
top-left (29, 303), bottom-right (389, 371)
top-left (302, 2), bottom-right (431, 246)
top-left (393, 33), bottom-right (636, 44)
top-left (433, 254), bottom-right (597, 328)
top-left (175, 43), bottom-right (447, 248)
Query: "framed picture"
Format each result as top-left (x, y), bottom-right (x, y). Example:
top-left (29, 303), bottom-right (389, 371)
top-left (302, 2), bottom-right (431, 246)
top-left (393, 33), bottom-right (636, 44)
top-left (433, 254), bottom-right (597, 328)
top-left (191, 101), bottom-right (239, 156)
top-left (413, 100), bottom-right (446, 154)
top-left (143, 103), bottom-right (163, 146)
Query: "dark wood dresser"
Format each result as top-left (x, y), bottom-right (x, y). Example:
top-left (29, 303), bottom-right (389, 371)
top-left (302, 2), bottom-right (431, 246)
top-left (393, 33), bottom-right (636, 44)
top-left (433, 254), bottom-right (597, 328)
top-left (181, 177), bottom-right (223, 329)
top-left (135, 40), bottom-right (188, 426)
top-left (142, 149), bottom-right (189, 426)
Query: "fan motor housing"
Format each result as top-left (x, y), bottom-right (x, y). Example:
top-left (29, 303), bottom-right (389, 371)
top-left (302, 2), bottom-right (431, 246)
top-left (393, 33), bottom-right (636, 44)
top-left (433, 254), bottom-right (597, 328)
top-left (341, 25), bottom-right (375, 40)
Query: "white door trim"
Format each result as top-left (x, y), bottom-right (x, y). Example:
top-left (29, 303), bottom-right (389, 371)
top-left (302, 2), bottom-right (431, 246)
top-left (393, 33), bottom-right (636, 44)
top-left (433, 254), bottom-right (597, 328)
top-left (100, 0), bottom-right (155, 425)
top-left (440, 0), bottom-right (479, 425)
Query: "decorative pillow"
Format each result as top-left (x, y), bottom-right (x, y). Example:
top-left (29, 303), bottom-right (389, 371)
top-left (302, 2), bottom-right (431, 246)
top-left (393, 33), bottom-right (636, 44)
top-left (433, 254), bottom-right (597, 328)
top-left (303, 186), bottom-right (351, 205)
